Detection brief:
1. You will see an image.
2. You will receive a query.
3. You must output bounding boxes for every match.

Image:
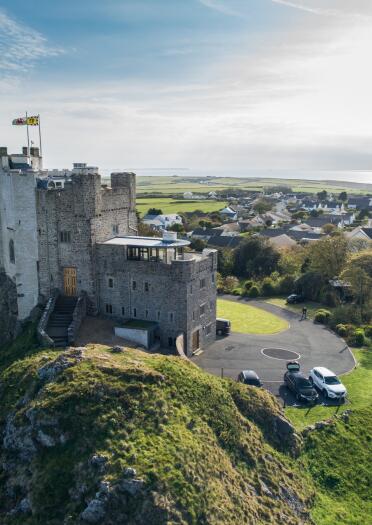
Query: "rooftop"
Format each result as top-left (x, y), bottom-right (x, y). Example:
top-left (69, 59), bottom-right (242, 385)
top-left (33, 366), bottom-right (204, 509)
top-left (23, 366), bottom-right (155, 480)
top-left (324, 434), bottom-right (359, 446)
top-left (102, 235), bottom-right (190, 248)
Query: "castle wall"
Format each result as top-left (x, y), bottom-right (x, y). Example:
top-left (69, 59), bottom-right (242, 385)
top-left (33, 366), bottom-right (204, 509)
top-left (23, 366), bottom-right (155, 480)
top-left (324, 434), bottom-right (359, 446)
top-left (96, 244), bottom-right (217, 355)
top-left (0, 171), bottom-right (39, 319)
top-left (36, 170), bottom-right (137, 309)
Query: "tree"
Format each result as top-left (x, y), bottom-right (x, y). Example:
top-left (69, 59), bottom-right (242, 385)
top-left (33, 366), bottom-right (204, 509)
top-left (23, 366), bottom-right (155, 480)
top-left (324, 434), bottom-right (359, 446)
top-left (137, 222), bottom-right (158, 237)
top-left (190, 239), bottom-right (207, 252)
top-left (147, 208), bottom-right (163, 216)
top-left (308, 236), bottom-right (348, 279)
top-left (253, 198), bottom-right (273, 215)
top-left (278, 246), bottom-right (307, 276)
top-left (317, 190), bottom-right (328, 201)
top-left (338, 191), bottom-right (348, 202)
top-left (233, 237), bottom-right (280, 278)
top-left (168, 223), bottom-right (184, 233)
top-left (341, 263), bottom-right (372, 321)
top-left (217, 249), bottom-right (234, 277)
top-left (310, 209), bottom-right (320, 217)
top-left (322, 223), bottom-right (337, 235)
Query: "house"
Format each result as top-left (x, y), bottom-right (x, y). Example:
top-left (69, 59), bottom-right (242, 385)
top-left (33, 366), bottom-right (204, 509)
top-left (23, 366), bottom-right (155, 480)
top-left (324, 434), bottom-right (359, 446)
top-left (220, 206), bottom-right (238, 221)
top-left (207, 236), bottom-right (242, 249)
top-left (348, 197), bottom-right (372, 210)
top-left (191, 228), bottom-right (223, 241)
top-left (214, 222), bottom-right (241, 237)
top-left (345, 227), bottom-right (372, 244)
top-left (143, 213), bottom-right (183, 231)
top-left (268, 234), bottom-right (297, 250)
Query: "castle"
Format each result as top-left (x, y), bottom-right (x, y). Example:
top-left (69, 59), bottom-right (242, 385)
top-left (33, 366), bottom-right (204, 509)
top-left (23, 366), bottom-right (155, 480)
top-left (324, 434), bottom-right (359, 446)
top-left (0, 146), bottom-right (217, 355)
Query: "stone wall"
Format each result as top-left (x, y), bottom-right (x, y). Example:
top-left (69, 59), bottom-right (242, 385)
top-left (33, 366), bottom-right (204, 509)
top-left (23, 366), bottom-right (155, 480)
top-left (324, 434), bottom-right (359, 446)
top-left (0, 272), bottom-right (18, 343)
top-left (36, 170), bottom-right (137, 308)
top-left (96, 245), bottom-right (217, 355)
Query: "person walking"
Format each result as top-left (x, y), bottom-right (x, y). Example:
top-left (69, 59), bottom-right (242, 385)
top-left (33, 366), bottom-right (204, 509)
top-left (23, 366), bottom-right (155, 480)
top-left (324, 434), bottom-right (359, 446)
top-left (301, 306), bottom-right (308, 320)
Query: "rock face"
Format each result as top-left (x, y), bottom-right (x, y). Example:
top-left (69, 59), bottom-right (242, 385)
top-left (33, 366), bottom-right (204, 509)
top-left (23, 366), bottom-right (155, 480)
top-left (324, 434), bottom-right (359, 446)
top-left (0, 271), bottom-right (18, 344)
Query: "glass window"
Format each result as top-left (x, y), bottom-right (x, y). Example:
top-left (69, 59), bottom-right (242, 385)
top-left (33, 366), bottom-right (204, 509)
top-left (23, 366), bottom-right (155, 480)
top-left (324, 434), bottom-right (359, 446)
top-left (108, 277), bottom-right (114, 288)
top-left (144, 282), bottom-right (149, 292)
top-left (200, 304), bottom-right (206, 316)
top-left (133, 308), bottom-right (137, 318)
top-left (132, 281), bottom-right (137, 291)
top-left (121, 307), bottom-right (125, 316)
top-left (9, 239), bottom-right (15, 264)
top-left (112, 224), bottom-right (119, 235)
top-left (60, 231), bottom-right (71, 243)
top-left (169, 312), bottom-right (174, 323)
top-left (105, 304), bottom-right (113, 314)
top-left (200, 278), bottom-right (206, 289)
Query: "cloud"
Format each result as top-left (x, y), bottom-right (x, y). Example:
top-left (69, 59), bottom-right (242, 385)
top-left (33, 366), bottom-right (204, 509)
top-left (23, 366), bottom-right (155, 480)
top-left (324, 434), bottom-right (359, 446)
top-left (197, 0), bottom-right (240, 17)
top-left (0, 10), bottom-right (62, 77)
top-left (271, 0), bottom-right (372, 19)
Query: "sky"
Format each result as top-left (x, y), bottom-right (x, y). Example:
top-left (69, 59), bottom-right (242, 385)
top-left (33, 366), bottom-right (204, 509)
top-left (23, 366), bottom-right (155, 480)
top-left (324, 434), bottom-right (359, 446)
top-left (0, 0), bottom-right (371, 172)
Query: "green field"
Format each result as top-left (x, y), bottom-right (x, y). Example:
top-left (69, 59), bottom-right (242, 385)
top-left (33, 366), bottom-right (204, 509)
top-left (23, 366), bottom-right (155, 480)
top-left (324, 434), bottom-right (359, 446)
top-left (217, 298), bottom-right (289, 334)
top-left (133, 175), bottom-right (372, 196)
top-left (266, 298), bottom-right (336, 320)
top-left (136, 197), bottom-right (227, 216)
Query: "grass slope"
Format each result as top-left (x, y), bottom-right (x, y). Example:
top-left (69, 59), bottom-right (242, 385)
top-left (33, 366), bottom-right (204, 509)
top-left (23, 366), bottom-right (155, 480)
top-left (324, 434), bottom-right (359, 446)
top-left (136, 197), bottom-right (227, 216)
top-left (218, 299), bottom-right (289, 335)
top-left (0, 330), bottom-right (313, 525)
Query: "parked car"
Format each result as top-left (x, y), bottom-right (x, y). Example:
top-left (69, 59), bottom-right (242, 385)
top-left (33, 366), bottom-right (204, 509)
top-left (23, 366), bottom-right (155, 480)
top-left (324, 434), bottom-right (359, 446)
top-left (238, 370), bottom-right (262, 387)
top-left (309, 367), bottom-right (347, 401)
top-left (284, 362), bottom-right (318, 403)
top-left (286, 294), bottom-right (305, 304)
top-left (216, 318), bottom-right (231, 336)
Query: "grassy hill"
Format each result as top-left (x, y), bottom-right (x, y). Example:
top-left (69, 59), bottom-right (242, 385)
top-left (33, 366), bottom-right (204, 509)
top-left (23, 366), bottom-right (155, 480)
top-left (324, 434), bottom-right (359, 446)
top-left (0, 326), bottom-right (313, 524)
top-left (0, 326), bottom-right (370, 524)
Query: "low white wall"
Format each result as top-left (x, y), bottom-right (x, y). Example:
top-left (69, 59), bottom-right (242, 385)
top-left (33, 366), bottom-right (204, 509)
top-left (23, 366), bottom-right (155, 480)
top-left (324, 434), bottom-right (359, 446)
top-left (114, 327), bottom-right (149, 348)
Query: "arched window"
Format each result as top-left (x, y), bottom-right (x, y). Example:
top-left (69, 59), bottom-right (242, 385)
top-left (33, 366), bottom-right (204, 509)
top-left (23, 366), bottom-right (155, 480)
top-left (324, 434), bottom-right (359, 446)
top-left (9, 239), bottom-right (15, 264)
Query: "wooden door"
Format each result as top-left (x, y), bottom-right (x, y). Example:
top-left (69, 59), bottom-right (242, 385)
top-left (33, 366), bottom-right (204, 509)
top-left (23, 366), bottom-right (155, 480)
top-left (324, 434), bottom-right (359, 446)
top-left (63, 267), bottom-right (77, 296)
top-left (192, 329), bottom-right (200, 352)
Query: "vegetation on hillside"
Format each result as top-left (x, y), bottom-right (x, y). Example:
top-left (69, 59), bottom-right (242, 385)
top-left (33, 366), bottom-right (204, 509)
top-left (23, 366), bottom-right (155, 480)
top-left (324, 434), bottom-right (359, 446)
top-left (0, 329), bottom-right (314, 525)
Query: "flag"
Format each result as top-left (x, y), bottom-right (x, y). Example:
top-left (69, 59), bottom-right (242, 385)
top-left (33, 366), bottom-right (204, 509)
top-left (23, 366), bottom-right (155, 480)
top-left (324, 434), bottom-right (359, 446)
top-left (12, 116), bottom-right (39, 126)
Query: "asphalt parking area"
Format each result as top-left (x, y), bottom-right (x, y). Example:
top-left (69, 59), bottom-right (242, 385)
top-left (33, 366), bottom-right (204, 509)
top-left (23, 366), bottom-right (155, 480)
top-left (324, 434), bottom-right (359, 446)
top-left (192, 297), bottom-right (355, 403)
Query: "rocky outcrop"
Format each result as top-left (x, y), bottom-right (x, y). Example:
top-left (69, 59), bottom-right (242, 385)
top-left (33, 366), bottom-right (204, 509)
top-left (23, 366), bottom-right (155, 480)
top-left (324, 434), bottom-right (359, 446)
top-left (0, 271), bottom-right (18, 344)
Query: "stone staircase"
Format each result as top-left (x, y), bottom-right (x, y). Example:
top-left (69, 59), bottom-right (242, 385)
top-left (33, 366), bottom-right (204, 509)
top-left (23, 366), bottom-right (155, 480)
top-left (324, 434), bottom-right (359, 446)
top-left (46, 296), bottom-right (77, 347)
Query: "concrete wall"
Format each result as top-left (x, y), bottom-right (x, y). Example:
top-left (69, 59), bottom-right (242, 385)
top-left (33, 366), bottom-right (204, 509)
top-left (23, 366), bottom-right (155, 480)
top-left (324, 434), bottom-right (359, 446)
top-left (96, 244), bottom-right (217, 355)
top-left (114, 326), bottom-right (150, 348)
top-left (0, 170), bottom-right (39, 319)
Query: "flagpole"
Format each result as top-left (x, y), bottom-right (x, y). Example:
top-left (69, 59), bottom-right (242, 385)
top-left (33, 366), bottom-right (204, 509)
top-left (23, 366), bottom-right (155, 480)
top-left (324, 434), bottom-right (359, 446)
top-left (38, 114), bottom-right (43, 157)
top-left (26, 111), bottom-right (30, 154)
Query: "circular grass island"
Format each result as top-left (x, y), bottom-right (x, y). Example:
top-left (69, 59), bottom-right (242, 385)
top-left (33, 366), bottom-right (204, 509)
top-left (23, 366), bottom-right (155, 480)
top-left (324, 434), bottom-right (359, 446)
top-left (217, 299), bottom-right (289, 335)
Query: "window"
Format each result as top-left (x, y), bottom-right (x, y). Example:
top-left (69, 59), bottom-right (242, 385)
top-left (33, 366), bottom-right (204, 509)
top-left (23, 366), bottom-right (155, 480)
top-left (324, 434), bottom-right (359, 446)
top-left (9, 239), bottom-right (15, 264)
top-left (145, 309), bottom-right (149, 319)
top-left (168, 337), bottom-right (174, 347)
top-left (133, 308), bottom-right (137, 318)
top-left (169, 312), bottom-right (174, 323)
top-left (212, 273), bottom-right (215, 284)
top-left (121, 307), bottom-right (125, 316)
top-left (112, 224), bottom-right (119, 235)
top-left (190, 284), bottom-right (193, 294)
top-left (157, 310), bottom-right (161, 320)
top-left (108, 277), bottom-right (114, 288)
top-left (192, 311), bottom-right (195, 321)
top-left (200, 303), bottom-right (206, 316)
top-left (144, 282), bottom-right (149, 292)
top-left (56, 182), bottom-right (62, 188)
top-left (200, 278), bottom-right (206, 289)
top-left (60, 231), bottom-right (71, 243)
top-left (206, 324), bottom-right (212, 335)
top-left (132, 281), bottom-right (137, 291)
top-left (105, 304), bottom-right (113, 314)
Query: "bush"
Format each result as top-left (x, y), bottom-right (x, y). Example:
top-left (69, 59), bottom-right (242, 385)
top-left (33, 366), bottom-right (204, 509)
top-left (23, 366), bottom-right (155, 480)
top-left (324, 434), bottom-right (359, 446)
top-left (279, 275), bottom-right (296, 295)
top-left (261, 278), bottom-right (276, 297)
top-left (248, 286), bottom-right (260, 298)
top-left (243, 280), bottom-right (253, 291)
top-left (348, 329), bottom-right (365, 348)
top-left (364, 325), bottom-right (372, 338)
top-left (329, 305), bottom-right (362, 330)
top-left (232, 288), bottom-right (243, 296)
top-left (336, 324), bottom-right (348, 337)
top-left (314, 309), bottom-right (332, 325)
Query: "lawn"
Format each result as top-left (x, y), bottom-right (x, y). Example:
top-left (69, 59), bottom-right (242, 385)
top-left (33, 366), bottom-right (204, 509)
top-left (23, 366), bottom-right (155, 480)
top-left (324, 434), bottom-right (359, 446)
top-left (285, 348), bottom-right (372, 430)
top-left (266, 297), bottom-right (335, 320)
top-left (217, 298), bottom-right (289, 335)
top-left (136, 197), bottom-right (227, 216)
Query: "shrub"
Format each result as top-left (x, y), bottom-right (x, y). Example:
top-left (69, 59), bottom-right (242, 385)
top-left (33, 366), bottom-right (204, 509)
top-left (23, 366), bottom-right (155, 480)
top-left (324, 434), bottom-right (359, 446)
top-left (243, 280), bottom-right (253, 291)
top-left (261, 278), bottom-right (276, 297)
top-left (232, 288), bottom-right (243, 296)
top-left (364, 325), bottom-right (372, 338)
top-left (223, 276), bottom-right (239, 294)
top-left (329, 305), bottom-right (362, 330)
top-left (248, 286), bottom-right (260, 298)
top-left (279, 275), bottom-right (296, 295)
top-left (348, 329), bottom-right (365, 348)
top-left (314, 309), bottom-right (332, 324)
top-left (336, 324), bottom-right (348, 337)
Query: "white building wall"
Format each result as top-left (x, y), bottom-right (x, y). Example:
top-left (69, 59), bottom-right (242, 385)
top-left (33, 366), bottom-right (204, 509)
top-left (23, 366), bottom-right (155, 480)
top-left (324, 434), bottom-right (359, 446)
top-left (0, 170), bottom-right (39, 319)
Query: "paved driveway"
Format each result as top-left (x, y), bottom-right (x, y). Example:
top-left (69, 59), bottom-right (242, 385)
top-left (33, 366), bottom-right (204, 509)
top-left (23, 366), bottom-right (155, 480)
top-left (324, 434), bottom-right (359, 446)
top-left (192, 297), bottom-right (355, 399)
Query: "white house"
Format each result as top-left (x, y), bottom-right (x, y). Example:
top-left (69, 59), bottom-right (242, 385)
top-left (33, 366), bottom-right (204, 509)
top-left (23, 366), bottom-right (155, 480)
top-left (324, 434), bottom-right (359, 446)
top-left (143, 213), bottom-right (183, 231)
top-left (220, 206), bottom-right (237, 221)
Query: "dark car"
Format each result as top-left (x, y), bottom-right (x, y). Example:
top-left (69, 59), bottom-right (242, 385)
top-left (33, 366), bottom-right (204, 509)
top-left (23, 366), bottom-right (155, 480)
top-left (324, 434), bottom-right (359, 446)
top-left (286, 294), bottom-right (305, 304)
top-left (216, 318), bottom-right (231, 336)
top-left (238, 370), bottom-right (262, 387)
top-left (284, 362), bottom-right (318, 403)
